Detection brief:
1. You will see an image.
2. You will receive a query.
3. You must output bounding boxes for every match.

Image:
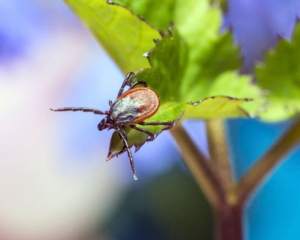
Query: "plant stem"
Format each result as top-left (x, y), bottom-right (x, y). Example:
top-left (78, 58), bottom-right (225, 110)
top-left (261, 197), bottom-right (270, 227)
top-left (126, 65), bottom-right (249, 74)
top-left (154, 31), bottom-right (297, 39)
top-left (215, 205), bottom-right (243, 240)
top-left (171, 124), bottom-right (226, 210)
top-left (172, 118), bottom-right (300, 240)
top-left (238, 119), bottom-right (300, 204)
top-left (206, 120), bottom-right (242, 240)
top-left (172, 122), bottom-right (247, 240)
top-left (206, 120), bottom-right (234, 191)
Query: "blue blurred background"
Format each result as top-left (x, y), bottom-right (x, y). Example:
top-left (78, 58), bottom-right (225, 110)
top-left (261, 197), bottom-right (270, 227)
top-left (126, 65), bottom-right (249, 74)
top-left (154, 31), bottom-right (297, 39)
top-left (0, 0), bottom-right (300, 239)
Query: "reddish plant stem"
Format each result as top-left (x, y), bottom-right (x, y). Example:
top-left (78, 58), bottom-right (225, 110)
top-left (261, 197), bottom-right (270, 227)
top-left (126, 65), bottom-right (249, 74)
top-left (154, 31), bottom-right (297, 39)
top-left (172, 123), bottom-right (244, 239)
top-left (171, 124), bottom-right (226, 210)
top-left (206, 120), bottom-right (243, 240)
top-left (171, 118), bottom-right (300, 240)
top-left (215, 205), bottom-right (243, 240)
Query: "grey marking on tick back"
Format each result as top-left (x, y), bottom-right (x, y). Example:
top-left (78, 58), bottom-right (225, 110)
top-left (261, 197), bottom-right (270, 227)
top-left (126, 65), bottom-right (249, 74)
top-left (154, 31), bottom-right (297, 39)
top-left (112, 97), bottom-right (141, 124)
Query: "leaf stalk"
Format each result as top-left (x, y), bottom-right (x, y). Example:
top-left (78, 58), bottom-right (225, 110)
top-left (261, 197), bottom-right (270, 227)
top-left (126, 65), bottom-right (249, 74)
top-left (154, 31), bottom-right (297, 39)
top-left (171, 124), bottom-right (226, 210)
top-left (238, 118), bottom-right (300, 204)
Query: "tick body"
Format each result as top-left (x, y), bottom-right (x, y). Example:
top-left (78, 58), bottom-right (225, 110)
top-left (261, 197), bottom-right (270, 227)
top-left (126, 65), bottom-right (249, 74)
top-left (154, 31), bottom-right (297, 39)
top-left (112, 87), bottom-right (159, 125)
top-left (50, 72), bottom-right (177, 180)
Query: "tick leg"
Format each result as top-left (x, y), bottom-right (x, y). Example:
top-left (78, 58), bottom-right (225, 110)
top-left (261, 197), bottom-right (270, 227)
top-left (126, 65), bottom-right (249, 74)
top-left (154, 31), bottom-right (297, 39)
top-left (118, 72), bottom-right (148, 97)
top-left (120, 126), bottom-right (128, 141)
top-left (129, 125), bottom-right (156, 141)
top-left (50, 107), bottom-right (107, 115)
top-left (138, 121), bottom-right (175, 129)
top-left (118, 72), bottom-right (134, 97)
top-left (116, 126), bottom-right (138, 180)
top-left (138, 121), bottom-right (177, 141)
top-left (129, 81), bottom-right (147, 89)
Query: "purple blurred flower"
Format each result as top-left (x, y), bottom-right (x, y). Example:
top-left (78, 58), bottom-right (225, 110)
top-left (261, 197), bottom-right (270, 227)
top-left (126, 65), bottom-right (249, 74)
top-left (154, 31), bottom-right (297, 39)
top-left (225, 0), bottom-right (300, 73)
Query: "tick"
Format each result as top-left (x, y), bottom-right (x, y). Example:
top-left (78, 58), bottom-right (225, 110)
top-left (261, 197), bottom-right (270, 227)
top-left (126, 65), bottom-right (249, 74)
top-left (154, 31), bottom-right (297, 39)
top-left (50, 72), bottom-right (178, 180)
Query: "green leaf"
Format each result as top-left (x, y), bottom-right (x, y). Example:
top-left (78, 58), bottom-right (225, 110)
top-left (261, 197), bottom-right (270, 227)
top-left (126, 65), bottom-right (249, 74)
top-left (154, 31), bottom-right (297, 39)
top-left (113, 0), bottom-right (228, 31)
top-left (133, 29), bottom-right (188, 103)
top-left (204, 72), bottom-right (263, 117)
top-left (107, 127), bottom-right (148, 161)
top-left (112, 0), bottom-right (229, 57)
top-left (118, 0), bottom-right (262, 118)
top-left (112, 0), bottom-right (187, 31)
top-left (64, 0), bottom-right (161, 73)
top-left (64, 0), bottom-right (267, 160)
top-left (255, 23), bottom-right (300, 121)
top-left (66, 0), bottom-right (262, 120)
top-left (185, 96), bottom-right (251, 119)
top-left (145, 102), bottom-right (184, 123)
top-left (64, 0), bottom-right (267, 158)
top-left (112, 1), bottom-right (234, 86)
top-left (133, 27), bottom-right (261, 119)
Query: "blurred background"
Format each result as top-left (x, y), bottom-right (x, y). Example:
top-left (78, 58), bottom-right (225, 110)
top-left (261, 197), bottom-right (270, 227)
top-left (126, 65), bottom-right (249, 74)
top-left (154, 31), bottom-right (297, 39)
top-left (0, 0), bottom-right (300, 239)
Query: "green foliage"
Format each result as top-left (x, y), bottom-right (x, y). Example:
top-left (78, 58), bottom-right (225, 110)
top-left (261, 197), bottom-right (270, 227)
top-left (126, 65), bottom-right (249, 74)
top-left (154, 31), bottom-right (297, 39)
top-left (133, 27), bottom-right (260, 119)
top-left (113, 1), bottom-right (239, 100)
top-left (64, 0), bottom-right (263, 156)
top-left (112, 0), bottom-right (177, 30)
top-left (133, 29), bottom-right (188, 104)
top-left (64, 0), bottom-right (300, 156)
top-left (185, 96), bottom-right (251, 119)
top-left (65, 0), bottom-right (161, 73)
top-left (255, 23), bottom-right (300, 121)
top-left (113, 0), bottom-right (228, 31)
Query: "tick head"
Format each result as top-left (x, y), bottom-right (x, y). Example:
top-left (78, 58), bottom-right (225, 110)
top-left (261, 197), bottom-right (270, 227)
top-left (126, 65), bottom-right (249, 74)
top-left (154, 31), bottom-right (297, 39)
top-left (98, 117), bottom-right (111, 131)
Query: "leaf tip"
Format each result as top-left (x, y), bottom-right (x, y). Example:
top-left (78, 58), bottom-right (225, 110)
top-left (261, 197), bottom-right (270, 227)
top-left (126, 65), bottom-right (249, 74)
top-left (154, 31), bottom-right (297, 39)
top-left (275, 33), bottom-right (287, 43)
top-left (153, 38), bottom-right (160, 45)
top-left (134, 144), bottom-right (143, 153)
top-left (158, 30), bottom-right (165, 37)
top-left (143, 52), bottom-right (150, 59)
top-left (106, 151), bottom-right (116, 161)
